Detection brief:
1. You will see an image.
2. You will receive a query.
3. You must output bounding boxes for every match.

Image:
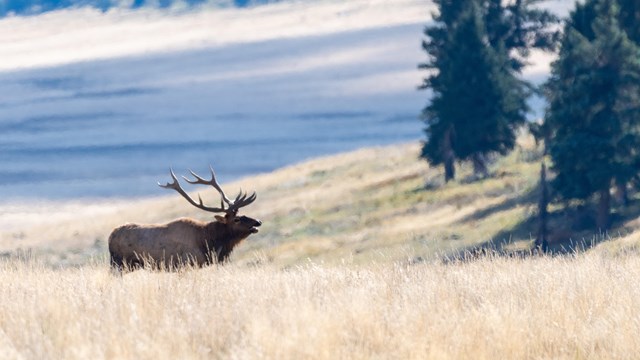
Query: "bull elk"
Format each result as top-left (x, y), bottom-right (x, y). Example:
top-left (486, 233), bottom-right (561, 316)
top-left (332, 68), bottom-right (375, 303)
top-left (108, 166), bottom-right (261, 270)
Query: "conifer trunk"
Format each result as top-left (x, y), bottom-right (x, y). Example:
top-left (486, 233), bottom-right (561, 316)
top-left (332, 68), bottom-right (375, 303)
top-left (597, 185), bottom-right (611, 231)
top-left (616, 182), bottom-right (629, 207)
top-left (535, 162), bottom-right (549, 253)
top-left (443, 127), bottom-right (456, 182)
top-left (472, 153), bottom-right (488, 179)
top-left (444, 155), bottom-right (455, 183)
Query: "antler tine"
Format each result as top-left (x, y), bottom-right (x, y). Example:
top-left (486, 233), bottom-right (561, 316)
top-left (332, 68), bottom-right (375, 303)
top-left (159, 168), bottom-right (226, 213)
top-left (246, 192), bottom-right (257, 205)
top-left (208, 164), bottom-right (233, 205)
top-left (158, 168), bottom-right (179, 189)
top-left (182, 165), bottom-right (233, 205)
top-left (228, 190), bottom-right (257, 213)
top-left (183, 170), bottom-right (207, 184)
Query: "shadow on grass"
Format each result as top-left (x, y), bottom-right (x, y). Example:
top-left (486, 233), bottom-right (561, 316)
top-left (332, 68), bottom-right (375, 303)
top-left (444, 189), bottom-right (640, 261)
top-left (459, 185), bottom-right (538, 225)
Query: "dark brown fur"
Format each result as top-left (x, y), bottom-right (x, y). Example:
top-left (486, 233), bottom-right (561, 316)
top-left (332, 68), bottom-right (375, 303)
top-left (108, 214), bottom-right (261, 270)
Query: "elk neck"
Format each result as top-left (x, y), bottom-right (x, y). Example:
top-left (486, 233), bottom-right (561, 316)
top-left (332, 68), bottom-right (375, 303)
top-left (202, 220), bottom-right (244, 263)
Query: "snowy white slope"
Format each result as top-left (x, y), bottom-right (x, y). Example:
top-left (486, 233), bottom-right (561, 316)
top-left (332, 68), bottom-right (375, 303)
top-left (0, 0), bottom-right (570, 200)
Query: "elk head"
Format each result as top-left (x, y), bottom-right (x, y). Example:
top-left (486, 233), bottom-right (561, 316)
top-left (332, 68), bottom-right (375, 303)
top-left (158, 165), bottom-right (261, 236)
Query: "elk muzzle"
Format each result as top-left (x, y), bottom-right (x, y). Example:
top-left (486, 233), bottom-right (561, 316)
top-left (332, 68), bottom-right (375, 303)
top-left (250, 219), bottom-right (262, 233)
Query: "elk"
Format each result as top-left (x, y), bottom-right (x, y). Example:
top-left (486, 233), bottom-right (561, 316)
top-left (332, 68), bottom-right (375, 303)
top-left (108, 166), bottom-right (261, 270)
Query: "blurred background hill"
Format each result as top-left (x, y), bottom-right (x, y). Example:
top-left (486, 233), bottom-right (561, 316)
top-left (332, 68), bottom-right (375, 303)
top-left (0, 0), bottom-right (283, 17)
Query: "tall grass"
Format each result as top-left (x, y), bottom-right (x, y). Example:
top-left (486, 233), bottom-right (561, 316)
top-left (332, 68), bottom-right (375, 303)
top-left (1, 253), bottom-right (638, 359)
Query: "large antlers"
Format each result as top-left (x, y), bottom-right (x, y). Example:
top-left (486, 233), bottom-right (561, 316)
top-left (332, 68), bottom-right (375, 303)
top-left (183, 165), bottom-right (233, 205)
top-left (158, 166), bottom-right (257, 214)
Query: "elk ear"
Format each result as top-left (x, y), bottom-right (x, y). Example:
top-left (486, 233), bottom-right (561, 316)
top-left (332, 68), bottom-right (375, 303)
top-left (215, 215), bottom-right (226, 224)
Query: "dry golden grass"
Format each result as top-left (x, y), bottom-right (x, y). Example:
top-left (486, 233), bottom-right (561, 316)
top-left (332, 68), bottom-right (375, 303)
top-left (1, 253), bottom-right (640, 359)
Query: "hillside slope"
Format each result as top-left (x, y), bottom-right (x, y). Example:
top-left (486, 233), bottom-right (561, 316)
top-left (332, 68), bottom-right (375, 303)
top-left (2, 138), bottom-right (638, 267)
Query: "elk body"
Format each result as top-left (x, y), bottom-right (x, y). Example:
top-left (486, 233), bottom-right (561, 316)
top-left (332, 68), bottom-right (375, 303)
top-left (108, 166), bottom-right (261, 270)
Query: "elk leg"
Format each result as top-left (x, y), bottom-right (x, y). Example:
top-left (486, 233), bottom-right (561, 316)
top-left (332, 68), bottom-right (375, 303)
top-left (110, 252), bottom-right (124, 271)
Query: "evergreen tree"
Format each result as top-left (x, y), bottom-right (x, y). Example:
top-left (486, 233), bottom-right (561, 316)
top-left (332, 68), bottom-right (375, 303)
top-left (545, 0), bottom-right (640, 203)
top-left (545, 0), bottom-right (640, 229)
top-left (419, 0), bottom-right (475, 182)
top-left (419, 0), bottom-right (558, 181)
top-left (422, 3), bottom-right (528, 179)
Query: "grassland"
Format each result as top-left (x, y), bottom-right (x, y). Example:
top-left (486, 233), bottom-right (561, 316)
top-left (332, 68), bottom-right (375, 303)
top-left (1, 254), bottom-right (640, 359)
top-left (1, 140), bottom-right (640, 359)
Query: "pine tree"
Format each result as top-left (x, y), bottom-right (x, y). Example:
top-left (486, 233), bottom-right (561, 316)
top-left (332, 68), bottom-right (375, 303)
top-left (546, 0), bottom-right (640, 204)
top-left (443, 24), bottom-right (527, 178)
top-left (545, 0), bottom-right (640, 229)
top-left (419, 0), bottom-right (475, 182)
top-left (419, 0), bottom-right (557, 181)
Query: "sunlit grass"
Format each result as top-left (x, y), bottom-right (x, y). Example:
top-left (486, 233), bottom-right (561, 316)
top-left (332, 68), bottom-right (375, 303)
top-left (1, 253), bottom-right (639, 359)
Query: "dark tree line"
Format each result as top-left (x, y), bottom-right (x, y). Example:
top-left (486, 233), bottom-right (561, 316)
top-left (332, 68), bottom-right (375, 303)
top-left (420, 0), bottom-right (640, 233)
